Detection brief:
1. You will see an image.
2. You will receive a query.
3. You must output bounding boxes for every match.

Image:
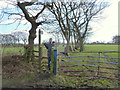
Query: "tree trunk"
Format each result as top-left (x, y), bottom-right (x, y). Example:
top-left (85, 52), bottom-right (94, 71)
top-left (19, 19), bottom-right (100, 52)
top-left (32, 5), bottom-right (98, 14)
top-left (79, 38), bottom-right (84, 52)
top-left (64, 39), bottom-right (70, 56)
top-left (62, 36), bottom-right (65, 47)
top-left (66, 40), bottom-right (70, 52)
top-left (27, 24), bottom-right (37, 62)
top-left (73, 33), bottom-right (78, 50)
top-left (75, 39), bottom-right (79, 50)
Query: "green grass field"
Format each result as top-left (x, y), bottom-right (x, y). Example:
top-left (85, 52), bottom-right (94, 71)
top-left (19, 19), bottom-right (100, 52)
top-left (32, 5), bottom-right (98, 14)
top-left (57, 45), bottom-right (119, 88)
top-left (84, 45), bottom-right (119, 51)
top-left (2, 44), bottom-right (120, 88)
top-left (2, 45), bottom-right (119, 56)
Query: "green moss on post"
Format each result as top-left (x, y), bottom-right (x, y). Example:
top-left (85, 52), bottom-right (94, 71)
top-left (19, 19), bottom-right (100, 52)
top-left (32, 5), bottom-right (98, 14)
top-left (24, 46), bottom-right (27, 62)
top-left (39, 46), bottom-right (42, 69)
top-left (51, 49), bottom-right (54, 72)
top-left (24, 45), bottom-right (30, 63)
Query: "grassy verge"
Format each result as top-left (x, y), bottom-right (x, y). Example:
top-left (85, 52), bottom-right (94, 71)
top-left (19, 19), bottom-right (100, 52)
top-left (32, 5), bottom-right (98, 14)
top-left (2, 44), bottom-right (119, 88)
top-left (2, 72), bottom-right (35, 88)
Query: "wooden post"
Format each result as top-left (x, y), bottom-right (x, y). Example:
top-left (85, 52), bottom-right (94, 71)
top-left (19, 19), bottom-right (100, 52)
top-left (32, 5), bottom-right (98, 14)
top-left (51, 49), bottom-right (57, 75)
top-left (59, 53), bottom-right (61, 73)
top-left (39, 29), bottom-right (42, 69)
top-left (51, 49), bottom-right (54, 72)
top-left (24, 45), bottom-right (29, 63)
top-left (24, 46), bottom-right (27, 62)
top-left (98, 52), bottom-right (101, 76)
top-left (53, 50), bottom-right (57, 75)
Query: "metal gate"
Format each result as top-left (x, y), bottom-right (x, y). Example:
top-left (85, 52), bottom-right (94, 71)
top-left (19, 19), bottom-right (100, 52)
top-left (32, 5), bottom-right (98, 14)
top-left (58, 51), bottom-right (120, 81)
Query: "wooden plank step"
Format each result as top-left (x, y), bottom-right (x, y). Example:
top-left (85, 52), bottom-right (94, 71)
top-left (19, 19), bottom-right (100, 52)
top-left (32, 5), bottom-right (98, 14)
top-left (34, 56), bottom-right (39, 57)
top-left (42, 57), bottom-right (48, 59)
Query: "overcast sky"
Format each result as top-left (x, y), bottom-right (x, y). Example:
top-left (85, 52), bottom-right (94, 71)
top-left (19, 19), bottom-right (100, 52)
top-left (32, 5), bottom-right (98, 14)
top-left (0, 0), bottom-right (119, 43)
top-left (88, 0), bottom-right (119, 43)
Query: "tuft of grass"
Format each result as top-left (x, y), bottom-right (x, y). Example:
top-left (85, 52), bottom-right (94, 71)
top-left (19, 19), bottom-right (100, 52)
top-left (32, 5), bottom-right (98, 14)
top-left (2, 72), bottom-right (35, 88)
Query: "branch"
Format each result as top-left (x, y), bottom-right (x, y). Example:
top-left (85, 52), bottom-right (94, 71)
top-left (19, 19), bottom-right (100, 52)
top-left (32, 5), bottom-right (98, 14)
top-left (36, 20), bottom-right (50, 26)
top-left (35, 5), bottom-right (46, 19)
top-left (3, 11), bottom-right (24, 17)
top-left (17, 2), bottom-right (33, 23)
top-left (0, 19), bottom-right (18, 25)
top-left (15, 17), bottom-right (23, 30)
top-left (82, 21), bottom-right (89, 38)
top-left (20, 2), bottom-right (35, 6)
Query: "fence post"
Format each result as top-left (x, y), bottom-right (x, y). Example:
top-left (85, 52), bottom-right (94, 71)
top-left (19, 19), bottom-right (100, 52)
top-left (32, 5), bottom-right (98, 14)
top-left (24, 45), bottom-right (29, 63)
top-left (24, 46), bottom-right (27, 62)
top-left (58, 53), bottom-right (61, 73)
top-left (39, 29), bottom-right (42, 69)
top-left (53, 50), bottom-right (57, 75)
top-left (98, 52), bottom-right (101, 76)
top-left (50, 49), bottom-right (57, 75)
top-left (51, 49), bottom-right (54, 72)
top-left (39, 46), bottom-right (42, 69)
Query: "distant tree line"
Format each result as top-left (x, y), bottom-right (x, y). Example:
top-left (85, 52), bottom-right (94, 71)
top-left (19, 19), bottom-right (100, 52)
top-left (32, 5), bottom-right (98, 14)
top-left (80, 35), bottom-right (120, 45)
top-left (0, 31), bottom-right (28, 46)
top-left (112, 35), bottom-right (120, 45)
top-left (47, 35), bottom-right (120, 46)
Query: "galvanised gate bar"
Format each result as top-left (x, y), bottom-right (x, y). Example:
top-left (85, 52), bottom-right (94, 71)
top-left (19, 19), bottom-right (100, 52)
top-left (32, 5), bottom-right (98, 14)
top-left (57, 51), bottom-right (120, 80)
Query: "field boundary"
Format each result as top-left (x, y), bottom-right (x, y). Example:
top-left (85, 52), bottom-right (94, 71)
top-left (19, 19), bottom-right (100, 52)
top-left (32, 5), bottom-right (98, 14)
top-left (58, 51), bottom-right (120, 81)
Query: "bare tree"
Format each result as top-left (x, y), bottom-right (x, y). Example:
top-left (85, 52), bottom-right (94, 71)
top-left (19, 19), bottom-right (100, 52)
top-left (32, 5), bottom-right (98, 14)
top-left (12, 31), bottom-right (28, 45)
top-left (47, 0), bottom-right (108, 52)
top-left (0, 0), bottom-right (53, 62)
top-left (47, 1), bottom-right (73, 53)
top-left (0, 34), bottom-right (17, 53)
top-left (112, 35), bottom-right (120, 45)
top-left (71, 0), bottom-right (108, 51)
top-left (1, 34), bottom-right (16, 46)
top-left (61, 32), bottom-right (65, 46)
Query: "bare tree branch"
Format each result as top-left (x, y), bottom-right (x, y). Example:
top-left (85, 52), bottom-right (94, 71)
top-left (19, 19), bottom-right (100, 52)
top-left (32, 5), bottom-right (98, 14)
top-left (35, 5), bottom-right (46, 19)
top-left (17, 2), bottom-right (33, 23)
